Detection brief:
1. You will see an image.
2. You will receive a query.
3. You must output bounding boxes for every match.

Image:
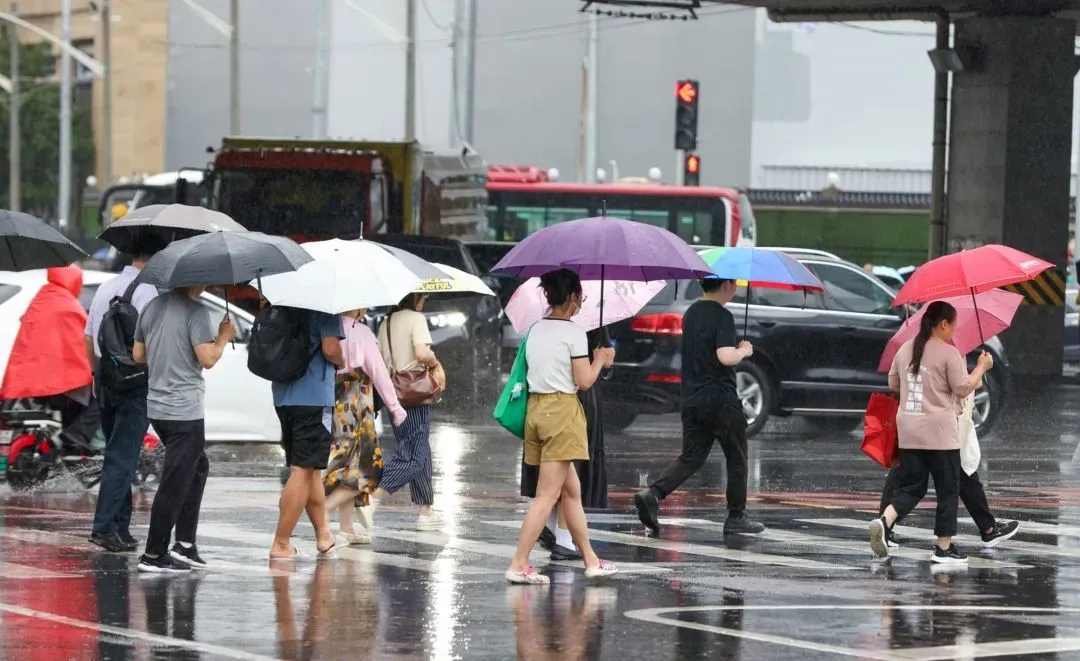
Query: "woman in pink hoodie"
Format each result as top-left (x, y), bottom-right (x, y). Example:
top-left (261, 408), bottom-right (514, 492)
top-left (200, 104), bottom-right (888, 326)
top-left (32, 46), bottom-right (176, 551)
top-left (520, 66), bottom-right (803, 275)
top-left (322, 308), bottom-right (406, 544)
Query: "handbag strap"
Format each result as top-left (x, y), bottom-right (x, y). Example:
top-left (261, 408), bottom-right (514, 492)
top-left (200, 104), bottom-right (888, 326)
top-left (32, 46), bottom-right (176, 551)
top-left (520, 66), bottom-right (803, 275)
top-left (385, 312), bottom-right (396, 368)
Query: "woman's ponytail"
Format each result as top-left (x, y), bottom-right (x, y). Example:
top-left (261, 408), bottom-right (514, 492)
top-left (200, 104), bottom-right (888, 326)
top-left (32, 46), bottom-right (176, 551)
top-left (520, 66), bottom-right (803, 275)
top-left (910, 300), bottom-right (957, 375)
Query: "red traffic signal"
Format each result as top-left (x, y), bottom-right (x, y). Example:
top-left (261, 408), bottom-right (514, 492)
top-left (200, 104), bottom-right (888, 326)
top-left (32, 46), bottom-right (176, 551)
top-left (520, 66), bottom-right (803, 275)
top-left (685, 154), bottom-right (700, 174)
top-left (683, 153), bottom-right (700, 186)
top-left (675, 81), bottom-right (698, 104)
top-left (674, 79), bottom-right (699, 151)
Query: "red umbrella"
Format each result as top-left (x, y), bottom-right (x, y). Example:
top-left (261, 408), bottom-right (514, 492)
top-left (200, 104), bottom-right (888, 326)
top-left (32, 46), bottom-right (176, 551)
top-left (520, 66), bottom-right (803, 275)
top-left (877, 289), bottom-right (1022, 372)
top-left (892, 244), bottom-right (1052, 307)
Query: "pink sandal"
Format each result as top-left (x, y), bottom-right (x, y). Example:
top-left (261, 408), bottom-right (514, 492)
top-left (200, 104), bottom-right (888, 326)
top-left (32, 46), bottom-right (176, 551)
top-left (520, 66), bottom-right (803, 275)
top-left (505, 566), bottom-right (550, 585)
top-left (584, 559), bottom-right (618, 579)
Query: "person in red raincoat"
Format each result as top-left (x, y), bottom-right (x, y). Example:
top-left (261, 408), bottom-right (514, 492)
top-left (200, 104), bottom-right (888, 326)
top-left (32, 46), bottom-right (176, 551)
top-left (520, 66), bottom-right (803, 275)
top-left (0, 264), bottom-right (100, 446)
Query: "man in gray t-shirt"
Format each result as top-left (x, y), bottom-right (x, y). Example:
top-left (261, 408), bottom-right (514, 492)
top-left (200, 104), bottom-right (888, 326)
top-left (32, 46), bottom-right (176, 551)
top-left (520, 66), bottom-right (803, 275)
top-left (132, 287), bottom-right (235, 573)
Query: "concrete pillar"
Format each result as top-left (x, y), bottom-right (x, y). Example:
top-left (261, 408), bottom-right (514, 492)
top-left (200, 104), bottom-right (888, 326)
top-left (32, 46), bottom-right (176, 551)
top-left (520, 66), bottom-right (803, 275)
top-left (946, 15), bottom-right (1075, 377)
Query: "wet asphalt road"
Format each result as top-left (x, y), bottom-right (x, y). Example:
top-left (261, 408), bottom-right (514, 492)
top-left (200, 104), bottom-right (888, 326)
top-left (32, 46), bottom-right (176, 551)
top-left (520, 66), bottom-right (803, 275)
top-left (1, 382), bottom-right (1079, 660)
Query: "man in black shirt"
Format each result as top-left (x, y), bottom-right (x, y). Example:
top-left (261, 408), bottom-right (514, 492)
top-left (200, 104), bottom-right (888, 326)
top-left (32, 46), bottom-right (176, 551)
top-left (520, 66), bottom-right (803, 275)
top-left (634, 278), bottom-right (766, 536)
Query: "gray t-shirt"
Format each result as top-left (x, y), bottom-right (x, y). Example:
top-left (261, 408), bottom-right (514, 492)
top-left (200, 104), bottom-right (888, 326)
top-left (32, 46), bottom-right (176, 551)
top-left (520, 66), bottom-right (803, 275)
top-left (134, 292), bottom-right (217, 421)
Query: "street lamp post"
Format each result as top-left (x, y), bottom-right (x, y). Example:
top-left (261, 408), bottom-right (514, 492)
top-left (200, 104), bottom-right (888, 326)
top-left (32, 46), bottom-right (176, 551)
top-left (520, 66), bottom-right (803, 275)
top-left (58, 0), bottom-right (71, 229)
top-left (8, 5), bottom-right (20, 212)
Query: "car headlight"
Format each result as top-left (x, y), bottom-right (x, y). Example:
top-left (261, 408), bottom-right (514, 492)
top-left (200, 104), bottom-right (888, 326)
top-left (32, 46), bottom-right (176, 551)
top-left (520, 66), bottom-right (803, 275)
top-left (428, 312), bottom-right (467, 329)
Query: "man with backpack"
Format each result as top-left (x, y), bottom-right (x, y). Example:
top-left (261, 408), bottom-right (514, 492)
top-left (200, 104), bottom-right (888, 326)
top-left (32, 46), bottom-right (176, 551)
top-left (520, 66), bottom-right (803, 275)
top-left (248, 306), bottom-right (344, 559)
top-left (85, 249), bottom-right (160, 553)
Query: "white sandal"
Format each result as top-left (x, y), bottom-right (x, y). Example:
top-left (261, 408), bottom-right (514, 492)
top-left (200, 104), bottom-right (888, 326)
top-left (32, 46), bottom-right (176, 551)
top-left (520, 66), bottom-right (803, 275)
top-left (505, 566), bottom-right (550, 585)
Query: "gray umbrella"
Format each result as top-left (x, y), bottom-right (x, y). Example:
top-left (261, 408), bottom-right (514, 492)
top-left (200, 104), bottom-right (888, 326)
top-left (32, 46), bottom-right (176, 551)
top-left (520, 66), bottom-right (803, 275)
top-left (359, 240), bottom-right (449, 280)
top-left (139, 231), bottom-right (313, 288)
top-left (99, 204), bottom-right (247, 254)
top-left (0, 210), bottom-right (87, 271)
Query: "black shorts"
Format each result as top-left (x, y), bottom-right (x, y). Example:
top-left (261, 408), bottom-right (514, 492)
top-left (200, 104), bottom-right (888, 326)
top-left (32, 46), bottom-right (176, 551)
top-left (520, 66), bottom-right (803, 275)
top-left (276, 406), bottom-right (332, 470)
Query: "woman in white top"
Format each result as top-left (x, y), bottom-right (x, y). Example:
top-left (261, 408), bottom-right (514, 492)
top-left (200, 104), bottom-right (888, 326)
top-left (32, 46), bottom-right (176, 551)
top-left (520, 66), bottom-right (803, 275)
top-left (505, 269), bottom-right (618, 584)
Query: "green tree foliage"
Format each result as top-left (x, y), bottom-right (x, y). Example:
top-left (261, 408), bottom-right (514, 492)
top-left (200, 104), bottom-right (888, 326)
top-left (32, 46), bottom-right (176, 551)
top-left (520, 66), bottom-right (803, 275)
top-left (0, 26), bottom-right (95, 233)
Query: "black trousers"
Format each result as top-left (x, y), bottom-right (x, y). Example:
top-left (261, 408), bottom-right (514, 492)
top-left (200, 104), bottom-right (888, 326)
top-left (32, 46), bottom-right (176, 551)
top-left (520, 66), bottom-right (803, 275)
top-left (41, 393), bottom-right (101, 448)
top-left (880, 465), bottom-right (996, 533)
top-left (887, 448), bottom-right (961, 538)
top-left (649, 401), bottom-right (749, 514)
top-left (145, 419), bottom-right (209, 557)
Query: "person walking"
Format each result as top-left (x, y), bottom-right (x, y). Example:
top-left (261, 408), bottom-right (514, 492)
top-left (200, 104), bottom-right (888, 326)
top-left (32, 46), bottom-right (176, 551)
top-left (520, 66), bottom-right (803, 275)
top-left (505, 269), bottom-right (617, 584)
top-left (323, 309), bottom-right (406, 544)
top-left (870, 301), bottom-right (995, 564)
top-left (132, 285), bottom-right (235, 572)
top-left (366, 294), bottom-right (443, 531)
top-left (269, 309), bottom-right (345, 560)
top-left (520, 326), bottom-right (610, 560)
top-left (634, 278), bottom-right (765, 537)
top-left (85, 247), bottom-right (160, 553)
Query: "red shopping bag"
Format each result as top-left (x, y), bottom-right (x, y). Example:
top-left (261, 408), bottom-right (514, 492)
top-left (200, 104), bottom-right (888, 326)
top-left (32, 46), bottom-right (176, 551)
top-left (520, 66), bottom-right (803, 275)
top-left (862, 393), bottom-right (899, 469)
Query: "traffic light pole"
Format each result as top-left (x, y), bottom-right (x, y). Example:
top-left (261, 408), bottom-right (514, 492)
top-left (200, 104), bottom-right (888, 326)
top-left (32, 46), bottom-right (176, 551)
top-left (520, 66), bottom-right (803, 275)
top-left (675, 149), bottom-right (684, 186)
top-left (8, 5), bottom-right (19, 212)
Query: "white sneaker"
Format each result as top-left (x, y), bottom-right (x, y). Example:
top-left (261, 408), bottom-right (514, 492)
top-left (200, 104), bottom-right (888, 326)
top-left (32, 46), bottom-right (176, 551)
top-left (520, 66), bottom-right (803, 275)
top-left (416, 513), bottom-right (444, 531)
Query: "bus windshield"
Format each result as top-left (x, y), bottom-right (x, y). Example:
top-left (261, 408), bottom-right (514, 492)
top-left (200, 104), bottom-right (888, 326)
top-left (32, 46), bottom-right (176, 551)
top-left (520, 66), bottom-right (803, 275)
top-left (214, 168), bottom-right (369, 238)
top-left (485, 184), bottom-right (744, 247)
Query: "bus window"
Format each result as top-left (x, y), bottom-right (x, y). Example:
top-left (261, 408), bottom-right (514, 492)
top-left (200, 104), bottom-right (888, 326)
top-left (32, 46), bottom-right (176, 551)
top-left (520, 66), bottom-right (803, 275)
top-left (503, 205), bottom-right (588, 239)
top-left (676, 211), bottom-right (712, 246)
top-left (607, 209), bottom-right (670, 231)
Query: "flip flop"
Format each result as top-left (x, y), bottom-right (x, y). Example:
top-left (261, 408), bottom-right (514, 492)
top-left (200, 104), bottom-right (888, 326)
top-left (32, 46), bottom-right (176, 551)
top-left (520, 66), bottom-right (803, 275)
top-left (269, 546), bottom-right (303, 562)
top-left (317, 535), bottom-right (345, 557)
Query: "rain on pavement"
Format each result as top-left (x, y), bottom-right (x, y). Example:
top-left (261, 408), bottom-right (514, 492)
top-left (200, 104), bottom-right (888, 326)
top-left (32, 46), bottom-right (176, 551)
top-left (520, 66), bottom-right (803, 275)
top-left (0, 382), bottom-right (1078, 661)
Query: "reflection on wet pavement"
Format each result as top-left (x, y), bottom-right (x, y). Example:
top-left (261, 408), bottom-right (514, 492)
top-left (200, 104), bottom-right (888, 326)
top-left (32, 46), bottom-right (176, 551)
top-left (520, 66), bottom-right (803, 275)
top-left (0, 384), bottom-right (1078, 659)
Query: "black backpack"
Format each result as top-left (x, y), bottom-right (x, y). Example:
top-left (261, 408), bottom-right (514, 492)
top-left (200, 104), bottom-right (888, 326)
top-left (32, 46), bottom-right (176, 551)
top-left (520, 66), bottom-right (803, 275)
top-left (97, 280), bottom-right (149, 392)
top-left (247, 306), bottom-right (318, 383)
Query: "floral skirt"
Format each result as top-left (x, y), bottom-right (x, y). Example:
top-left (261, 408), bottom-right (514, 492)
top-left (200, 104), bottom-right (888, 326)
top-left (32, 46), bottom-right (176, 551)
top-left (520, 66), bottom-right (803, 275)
top-left (323, 369), bottom-right (383, 506)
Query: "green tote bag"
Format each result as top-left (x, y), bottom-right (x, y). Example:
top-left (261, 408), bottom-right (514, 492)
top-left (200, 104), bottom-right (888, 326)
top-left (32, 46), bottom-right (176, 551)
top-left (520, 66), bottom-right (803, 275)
top-left (493, 330), bottom-right (530, 438)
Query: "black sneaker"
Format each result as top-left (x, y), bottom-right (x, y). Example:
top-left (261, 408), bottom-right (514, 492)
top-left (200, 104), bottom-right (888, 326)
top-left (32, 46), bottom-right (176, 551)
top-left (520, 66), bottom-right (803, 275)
top-left (538, 526), bottom-right (557, 551)
top-left (137, 553), bottom-right (191, 574)
top-left (981, 520), bottom-right (1020, 548)
top-left (117, 531), bottom-right (139, 552)
top-left (724, 513), bottom-right (766, 535)
top-left (931, 543), bottom-right (968, 565)
top-left (550, 544), bottom-right (583, 561)
top-left (89, 532), bottom-right (128, 553)
top-left (169, 543), bottom-right (208, 569)
top-left (885, 528), bottom-right (900, 549)
top-left (634, 490), bottom-right (661, 535)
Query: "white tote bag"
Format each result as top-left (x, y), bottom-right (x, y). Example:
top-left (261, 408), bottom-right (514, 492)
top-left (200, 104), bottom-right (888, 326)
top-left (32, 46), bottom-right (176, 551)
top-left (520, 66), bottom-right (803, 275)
top-left (958, 391), bottom-right (981, 476)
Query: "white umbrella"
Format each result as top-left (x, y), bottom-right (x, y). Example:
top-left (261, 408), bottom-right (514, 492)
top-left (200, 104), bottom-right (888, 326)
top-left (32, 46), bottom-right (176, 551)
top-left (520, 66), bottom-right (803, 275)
top-left (257, 239), bottom-right (422, 314)
top-left (415, 263), bottom-right (496, 296)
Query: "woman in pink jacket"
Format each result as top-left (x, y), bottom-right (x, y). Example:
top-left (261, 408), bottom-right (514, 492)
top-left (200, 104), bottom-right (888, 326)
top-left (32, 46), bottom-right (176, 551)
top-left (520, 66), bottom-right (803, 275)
top-left (323, 308), bottom-right (407, 544)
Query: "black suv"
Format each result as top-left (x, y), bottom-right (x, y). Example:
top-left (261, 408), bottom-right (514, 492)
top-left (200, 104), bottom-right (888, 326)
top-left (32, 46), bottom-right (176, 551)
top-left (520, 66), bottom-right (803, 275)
top-left (367, 235), bottom-right (505, 410)
top-left (605, 251), bottom-right (1009, 438)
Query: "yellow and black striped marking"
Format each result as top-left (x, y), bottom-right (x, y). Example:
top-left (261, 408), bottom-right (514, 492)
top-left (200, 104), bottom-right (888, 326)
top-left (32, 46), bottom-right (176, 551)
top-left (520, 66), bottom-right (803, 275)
top-left (1003, 267), bottom-right (1066, 306)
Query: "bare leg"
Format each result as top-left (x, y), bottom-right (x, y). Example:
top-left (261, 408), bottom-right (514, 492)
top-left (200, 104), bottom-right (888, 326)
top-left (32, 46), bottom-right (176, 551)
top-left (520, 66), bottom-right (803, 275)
top-left (882, 505), bottom-right (899, 527)
top-left (304, 470), bottom-right (334, 553)
top-left (324, 487), bottom-right (360, 534)
top-left (338, 504), bottom-right (355, 534)
top-left (559, 467), bottom-right (600, 568)
top-left (271, 467), bottom-right (310, 558)
top-left (508, 461), bottom-right (569, 572)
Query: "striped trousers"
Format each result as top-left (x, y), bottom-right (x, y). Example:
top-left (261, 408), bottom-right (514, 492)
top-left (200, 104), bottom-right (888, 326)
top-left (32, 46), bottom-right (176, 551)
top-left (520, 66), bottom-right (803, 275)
top-left (378, 405), bottom-right (434, 506)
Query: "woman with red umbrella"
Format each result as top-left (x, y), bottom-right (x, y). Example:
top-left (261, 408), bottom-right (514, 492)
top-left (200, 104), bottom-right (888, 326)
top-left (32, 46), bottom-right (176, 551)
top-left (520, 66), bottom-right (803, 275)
top-left (870, 301), bottom-right (996, 564)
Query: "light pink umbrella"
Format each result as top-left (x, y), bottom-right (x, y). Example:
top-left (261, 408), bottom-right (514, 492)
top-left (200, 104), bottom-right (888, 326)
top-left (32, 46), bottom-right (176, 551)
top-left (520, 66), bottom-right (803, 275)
top-left (877, 289), bottom-right (1022, 373)
top-left (506, 277), bottom-right (666, 334)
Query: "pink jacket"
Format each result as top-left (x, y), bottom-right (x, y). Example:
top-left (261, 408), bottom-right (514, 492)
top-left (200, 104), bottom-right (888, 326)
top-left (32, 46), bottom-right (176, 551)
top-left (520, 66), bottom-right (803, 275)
top-left (339, 316), bottom-right (407, 427)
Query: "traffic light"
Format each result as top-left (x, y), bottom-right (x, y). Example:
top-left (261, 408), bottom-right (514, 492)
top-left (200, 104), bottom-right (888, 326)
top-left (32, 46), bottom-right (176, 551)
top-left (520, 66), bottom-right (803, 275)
top-left (674, 79), bottom-right (699, 151)
top-left (683, 153), bottom-right (701, 186)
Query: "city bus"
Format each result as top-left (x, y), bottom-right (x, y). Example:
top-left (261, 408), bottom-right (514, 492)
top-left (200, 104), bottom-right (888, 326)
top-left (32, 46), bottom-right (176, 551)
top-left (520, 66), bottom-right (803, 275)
top-left (484, 165), bottom-right (757, 247)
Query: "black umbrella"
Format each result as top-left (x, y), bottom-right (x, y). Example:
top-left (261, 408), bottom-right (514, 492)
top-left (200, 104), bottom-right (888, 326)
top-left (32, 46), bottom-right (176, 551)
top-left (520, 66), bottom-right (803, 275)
top-left (138, 231), bottom-right (313, 289)
top-left (0, 210), bottom-right (87, 271)
top-left (99, 204), bottom-right (247, 254)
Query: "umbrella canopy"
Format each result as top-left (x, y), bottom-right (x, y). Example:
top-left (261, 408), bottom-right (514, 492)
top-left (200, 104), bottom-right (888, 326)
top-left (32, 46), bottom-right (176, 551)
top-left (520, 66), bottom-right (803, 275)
top-left (505, 277), bottom-right (665, 334)
top-left (0, 210), bottom-right (87, 271)
top-left (258, 239), bottom-right (422, 314)
top-left (491, 216), bottom-right (713, 281)
top-left (139, 231), bottom-right (311, 289)
top-left (415, 263), bottom-right (496, 296)
top-left (699, 247), bottom-right (824, 291)
top-left (877, 289), bottom-right (1022, 372)
top-left (359, 240), bottom-right (449, 281)
top-left (99, 204), bottom-right (246, 254)
top-left (893, 244), bottom-right (1053, 306)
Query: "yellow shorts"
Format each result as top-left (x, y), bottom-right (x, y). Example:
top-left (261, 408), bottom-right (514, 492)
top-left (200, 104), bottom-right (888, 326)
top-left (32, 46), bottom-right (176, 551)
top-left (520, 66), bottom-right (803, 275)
top-left (523, 392), bottom-right (588, 465)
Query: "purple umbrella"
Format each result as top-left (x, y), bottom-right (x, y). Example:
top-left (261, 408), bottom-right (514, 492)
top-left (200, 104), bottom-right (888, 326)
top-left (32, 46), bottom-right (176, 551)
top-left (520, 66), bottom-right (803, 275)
top-left (491, 216), bottom-right (713, 281)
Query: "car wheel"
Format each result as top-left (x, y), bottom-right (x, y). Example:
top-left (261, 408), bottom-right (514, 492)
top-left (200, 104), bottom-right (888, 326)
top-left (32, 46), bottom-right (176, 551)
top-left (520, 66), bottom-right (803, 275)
top-left (600, 404), bottom-right (638, 433)
top-left (736, 362), bottom-right (773, 439)
top-left (973, 371), bottom-right (1002, 437)
top-left (804, 416), bottom-right (862, 435)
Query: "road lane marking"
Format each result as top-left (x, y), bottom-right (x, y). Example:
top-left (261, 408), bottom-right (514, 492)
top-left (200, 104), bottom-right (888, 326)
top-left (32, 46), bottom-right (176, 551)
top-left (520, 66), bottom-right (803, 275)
top-left (482, 520), bottom-right (858, 571)
top-left (0, 602), bottom-right (279, 661)
top-left (0, 561), bottom-right (78, 580)
top-left (624, 605), bottom-right (1080, 661)
top-left (657, 518), bottom-right (1029, 569)
top-left (802, 518), bottom-right (1080, 560)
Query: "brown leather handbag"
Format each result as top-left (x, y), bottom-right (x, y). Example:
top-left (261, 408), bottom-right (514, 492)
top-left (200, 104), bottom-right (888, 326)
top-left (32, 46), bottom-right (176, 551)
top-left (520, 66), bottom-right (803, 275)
top-left (386, 312), bottom-right (445, 407)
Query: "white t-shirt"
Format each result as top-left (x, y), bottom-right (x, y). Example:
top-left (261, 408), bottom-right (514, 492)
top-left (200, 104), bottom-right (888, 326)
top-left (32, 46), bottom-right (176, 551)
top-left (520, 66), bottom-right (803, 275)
top-left (525, 319), bottom-right (589, 394)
